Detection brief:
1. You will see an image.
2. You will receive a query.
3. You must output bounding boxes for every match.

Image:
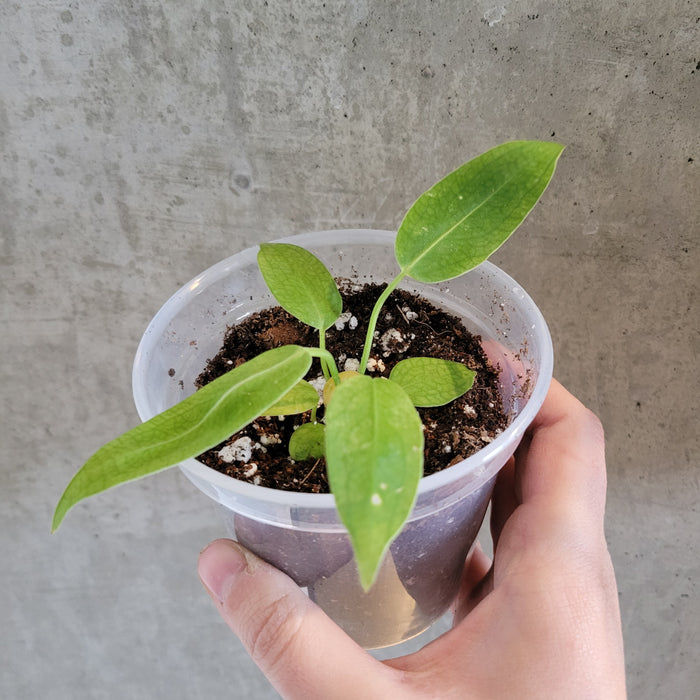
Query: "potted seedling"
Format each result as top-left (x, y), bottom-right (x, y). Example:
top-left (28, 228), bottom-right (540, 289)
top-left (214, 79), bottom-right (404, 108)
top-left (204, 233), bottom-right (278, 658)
top-left (53, 141), bottom-right (562, 648)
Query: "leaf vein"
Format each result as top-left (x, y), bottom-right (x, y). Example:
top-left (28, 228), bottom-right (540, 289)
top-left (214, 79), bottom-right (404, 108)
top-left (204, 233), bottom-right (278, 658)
top-left (403, 174), bottom-right (516, 274)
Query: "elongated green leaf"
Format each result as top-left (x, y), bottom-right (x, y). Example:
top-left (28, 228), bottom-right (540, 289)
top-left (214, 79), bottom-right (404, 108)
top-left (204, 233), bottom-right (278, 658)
top-left (396, 141), bottom-right (564, 283)
top-left (390, 357), bottom-right (476, 407)
top-left (265, 380), bottom-right (319, 416)
top-left (258, 243), bottom-right (343, 330)
top-left (289, 422), bottom-right (325, 460)
top-left (325, 375), bottom-right (423, 590)
top-left (52, 345), bottom-right (313, 531)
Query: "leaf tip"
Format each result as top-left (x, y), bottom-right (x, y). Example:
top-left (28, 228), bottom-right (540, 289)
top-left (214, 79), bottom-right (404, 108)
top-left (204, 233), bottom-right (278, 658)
top-left (51, 479), bottom-right (83, 533)
top-left (543, 140), bottom-right (566, 158)
top-left (51, 501), bottom-right (67, 534)
top-left (357, 559), bottom-right (381, 592)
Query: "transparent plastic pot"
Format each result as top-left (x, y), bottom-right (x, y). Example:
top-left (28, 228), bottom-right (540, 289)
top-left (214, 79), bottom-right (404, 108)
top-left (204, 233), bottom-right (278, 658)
top-left (132, 229), bottom-right (553, 649)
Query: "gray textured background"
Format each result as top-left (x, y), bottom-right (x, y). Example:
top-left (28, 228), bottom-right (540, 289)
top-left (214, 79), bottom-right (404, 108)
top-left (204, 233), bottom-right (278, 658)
top-left (2, 2), bottom-right (698, 698)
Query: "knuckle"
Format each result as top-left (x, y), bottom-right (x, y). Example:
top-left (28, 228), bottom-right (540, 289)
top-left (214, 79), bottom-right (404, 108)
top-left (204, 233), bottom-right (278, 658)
top-left (576, 406), bottom-right (608, 494)
top-left (573, 400), bottom-right (605, 445)
top-left (247, 593), bottom-right (304, 672)
top-left (583, 407), bottom-right (605, 444)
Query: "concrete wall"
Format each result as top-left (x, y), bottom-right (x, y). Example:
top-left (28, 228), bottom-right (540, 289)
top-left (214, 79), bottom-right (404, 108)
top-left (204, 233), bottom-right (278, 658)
top-left (2, 2), bottom-right (697, 698)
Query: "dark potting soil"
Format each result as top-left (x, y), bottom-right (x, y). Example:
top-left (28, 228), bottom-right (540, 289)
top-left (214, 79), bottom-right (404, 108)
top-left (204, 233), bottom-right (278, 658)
top-left (195, 283), bottom-right (509, 494)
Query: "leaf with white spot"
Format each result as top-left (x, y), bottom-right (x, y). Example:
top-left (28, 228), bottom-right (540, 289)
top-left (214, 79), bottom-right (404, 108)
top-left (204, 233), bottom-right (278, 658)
top-left (396, 141), bottom-right (565, 283)
top-left (324, 374), bottom-right (423, 590)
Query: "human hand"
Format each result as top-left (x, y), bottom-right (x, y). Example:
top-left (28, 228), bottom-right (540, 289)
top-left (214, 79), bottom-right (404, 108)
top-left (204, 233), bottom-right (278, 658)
top-left (198, 379), bottom-right (626, 699)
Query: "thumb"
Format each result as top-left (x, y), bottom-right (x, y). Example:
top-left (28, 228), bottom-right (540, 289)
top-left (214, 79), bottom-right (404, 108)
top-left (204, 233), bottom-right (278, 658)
top-left (198, 539), bottom-right (396, 699)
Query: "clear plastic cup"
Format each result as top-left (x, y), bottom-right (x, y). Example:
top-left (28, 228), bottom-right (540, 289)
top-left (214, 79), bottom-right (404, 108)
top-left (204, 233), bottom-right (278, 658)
top-left (132, 230), bottom-right (553, 648)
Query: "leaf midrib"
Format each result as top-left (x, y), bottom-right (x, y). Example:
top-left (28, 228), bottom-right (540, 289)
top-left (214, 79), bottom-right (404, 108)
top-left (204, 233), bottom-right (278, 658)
top-left (401, 173), bottom-right (514, 276)
top-left (114, 349), bottom-right (307, 461)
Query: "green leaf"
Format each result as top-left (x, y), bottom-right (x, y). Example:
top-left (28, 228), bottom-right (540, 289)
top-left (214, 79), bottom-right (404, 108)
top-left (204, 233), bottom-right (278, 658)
top-left (389, 357), bottom-right (476, 407)
top-left (395, 141), bottom-right (565, 283)
top-left (325, 374), bottom-right (423, 590)
top-left (52, 345), bottom-right (313, 532)
top-left (258, 243), bottom-right (343, 330)
top-left (289, 422), bottom-right (325, 460)
top-left (265, 380), bottom-right (319, 416)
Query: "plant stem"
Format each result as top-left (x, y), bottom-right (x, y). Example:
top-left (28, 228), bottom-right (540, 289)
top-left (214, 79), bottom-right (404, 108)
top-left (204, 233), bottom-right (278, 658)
top-left (307, 348), bottom-right (341, 386)
top-left (318, 331), bottom-right (331, 380)
top-left (359, 270), bottom-right (407, 374)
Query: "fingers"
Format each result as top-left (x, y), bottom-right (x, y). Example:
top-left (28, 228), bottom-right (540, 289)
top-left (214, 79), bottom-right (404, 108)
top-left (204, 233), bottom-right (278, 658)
top-left (489, 379), bottom-right (607, 557)
top-left (491, 379), bottom-right (609, 582)
top-left (452, 379), bottom-right (608, 626)
top-left (516, 378), bottom-right (607, 528)
top-left (198, 539), bottom-right (395, 700)
top-left (409, 380), bottom-right (624, 698)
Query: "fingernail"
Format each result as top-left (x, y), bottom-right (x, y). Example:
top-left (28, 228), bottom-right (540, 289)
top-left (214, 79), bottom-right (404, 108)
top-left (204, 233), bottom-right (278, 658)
top-left (198, 539), bottom-right (248, 605)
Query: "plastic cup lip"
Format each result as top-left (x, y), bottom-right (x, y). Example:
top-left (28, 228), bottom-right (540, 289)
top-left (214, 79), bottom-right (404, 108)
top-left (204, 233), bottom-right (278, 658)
top-left (132, 228), bottom-right (553, 512)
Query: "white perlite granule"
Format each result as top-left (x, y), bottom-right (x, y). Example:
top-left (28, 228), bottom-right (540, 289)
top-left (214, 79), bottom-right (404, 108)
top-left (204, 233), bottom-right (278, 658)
top-left (380, 328), bottom-right (409, 354)
top-left (259, 433), bottom-right (281, 446)
top-left (401, 306), bottom-right (418, 321)
top-left (218, 437), bottom-right (254, 463)
top-left (308, 375), bottom-right (327, 402)
top-left (334, 311), bottom-right (353, 330)
top-left (344, 357), bottom-right (360, 372)
top-left (367, 357), bottom-right (386, 373)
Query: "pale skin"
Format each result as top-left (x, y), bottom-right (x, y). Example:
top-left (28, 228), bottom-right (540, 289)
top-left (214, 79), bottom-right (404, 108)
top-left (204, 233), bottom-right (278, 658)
top-left (198, 380), bottom-right (627, 699)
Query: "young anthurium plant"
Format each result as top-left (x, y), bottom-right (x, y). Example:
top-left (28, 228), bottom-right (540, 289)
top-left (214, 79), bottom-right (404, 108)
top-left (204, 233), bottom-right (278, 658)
top-left (53, 140), bottom-right (564, 590)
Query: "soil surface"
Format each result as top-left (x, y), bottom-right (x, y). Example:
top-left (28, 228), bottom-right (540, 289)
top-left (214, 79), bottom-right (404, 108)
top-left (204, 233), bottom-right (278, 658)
top-left (195, 282), bottom-right (508, 493)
